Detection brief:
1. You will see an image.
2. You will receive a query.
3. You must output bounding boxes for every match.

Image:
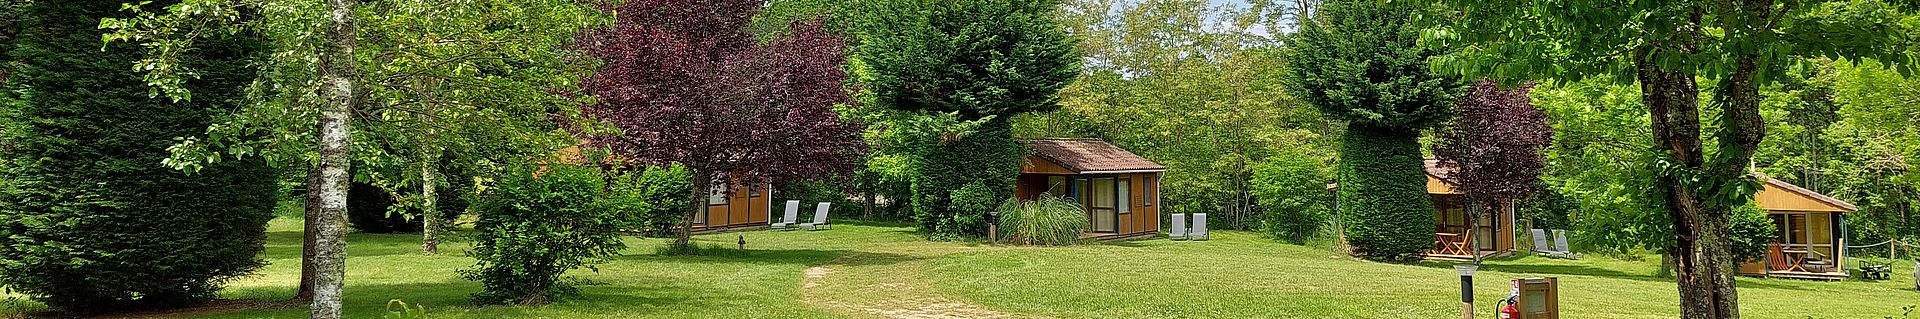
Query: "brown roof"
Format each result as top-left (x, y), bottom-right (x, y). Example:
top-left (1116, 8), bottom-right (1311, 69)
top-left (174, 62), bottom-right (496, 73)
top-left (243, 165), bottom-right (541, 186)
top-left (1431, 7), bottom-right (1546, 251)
top-left (1325, 159), bottom-right (1455, 191)
top-left (1761, 176), bottom-right (1859, 212)
top-left (1023, 138), bottom-right (1166, 173)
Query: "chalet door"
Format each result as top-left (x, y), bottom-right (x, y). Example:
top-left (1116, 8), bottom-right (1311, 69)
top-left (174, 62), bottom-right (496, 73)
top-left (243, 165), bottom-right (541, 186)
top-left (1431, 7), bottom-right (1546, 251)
top-left (1084, 177), bottom-right (1118, 233)
top-left (729, 184), bottom-right (751, 226)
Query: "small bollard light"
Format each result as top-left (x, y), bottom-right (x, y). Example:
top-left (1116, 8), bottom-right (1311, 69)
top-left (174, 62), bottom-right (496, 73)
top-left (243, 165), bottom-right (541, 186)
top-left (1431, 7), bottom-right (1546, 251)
top-left (1456, 264), bottom-right (1478, 319)
top-left (987, 211), bottom-right (1000, 243)
top-left (737, 235), bottom-right (746, 251)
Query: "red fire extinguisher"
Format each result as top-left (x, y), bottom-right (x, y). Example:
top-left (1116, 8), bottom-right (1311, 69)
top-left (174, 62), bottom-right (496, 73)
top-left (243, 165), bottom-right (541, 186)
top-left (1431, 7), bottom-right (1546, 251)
top-left (1497, 294), bottom-right (1520, 319)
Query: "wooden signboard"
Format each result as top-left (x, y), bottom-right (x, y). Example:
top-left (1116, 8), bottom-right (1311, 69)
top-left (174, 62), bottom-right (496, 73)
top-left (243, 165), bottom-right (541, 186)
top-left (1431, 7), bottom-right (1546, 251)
top-left (1514, 277), bottom-right (1559, 319)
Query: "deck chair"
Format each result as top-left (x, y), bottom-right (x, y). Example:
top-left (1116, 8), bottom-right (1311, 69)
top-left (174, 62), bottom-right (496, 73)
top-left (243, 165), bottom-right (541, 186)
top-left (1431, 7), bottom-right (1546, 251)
top-left (1552, 230), bottom-right (1583, 259)
top-left (1191, 213), bottom-right (1210, 240)
top-left (1169, 213), bottom-right (1189, 240)
top-left (1766, 243), bottom-right (1788, 272)
top-left (771, 200), bottom-right (801, 230)
top-left (800, 202), bottom-right (832, 231)
top-left (1531, 229), bottom-right (1571, 258)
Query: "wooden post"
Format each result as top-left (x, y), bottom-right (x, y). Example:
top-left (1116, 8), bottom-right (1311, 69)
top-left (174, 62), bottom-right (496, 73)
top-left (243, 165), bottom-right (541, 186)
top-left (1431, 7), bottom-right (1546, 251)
top-left (1456, 265), bottom-right (1477, 319)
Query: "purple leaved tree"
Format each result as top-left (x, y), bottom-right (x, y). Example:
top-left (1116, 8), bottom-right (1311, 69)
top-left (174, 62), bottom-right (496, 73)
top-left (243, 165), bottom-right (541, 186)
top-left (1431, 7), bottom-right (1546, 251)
top-left (1435, 80), bottom-right (1553, 261)
top-left (579, 0), bottom-right (865, 248)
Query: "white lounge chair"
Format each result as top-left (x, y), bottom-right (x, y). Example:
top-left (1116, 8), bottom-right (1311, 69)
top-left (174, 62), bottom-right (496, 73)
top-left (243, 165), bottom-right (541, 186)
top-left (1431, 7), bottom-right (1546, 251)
top-left (800, 202), bottom-right (832, 231)
top-left (771, 200), bottom-right (801, 230)
top-left (1169, 213), bottom-right (1189, 240)
top-left (1552, 229), bottom-right (1582, 259)
top-left (1531, 229), bottom-right (1571, 259)
top-left (1191, 213), bottom-right (1209, 240)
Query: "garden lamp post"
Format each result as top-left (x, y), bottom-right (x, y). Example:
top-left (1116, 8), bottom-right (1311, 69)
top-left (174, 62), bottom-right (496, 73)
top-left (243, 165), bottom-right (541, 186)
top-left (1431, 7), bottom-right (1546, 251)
top-left (1456, 264), bottom-right (1478, 319)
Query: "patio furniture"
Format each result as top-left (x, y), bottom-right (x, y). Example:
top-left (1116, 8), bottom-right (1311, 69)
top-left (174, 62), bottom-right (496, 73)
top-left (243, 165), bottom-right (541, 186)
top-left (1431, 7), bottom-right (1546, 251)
top-left (1531, 229), bottom-right (1572, 259)
top-left (1552, 230), bottom-right (1582, 259)
top-left (1767, 243), bottom-right (1790, 271)
top-left (1191, 213), bottom-right (1209, 240)
top-left (771, 200), bottom-right (801, 230)
top-left (1781, 248), bottom-right (1812, 272)
top-left (1169, 213), bottom-right (1188, 240)
top-left (1434, 232), bottom-right (1462, 255)
top-left (800, 202), bottom-right (832, 231)
top-left (1447, 232), bottom-right (1473, 257)
top-left (1858, 258), bottom-right (1893, 280)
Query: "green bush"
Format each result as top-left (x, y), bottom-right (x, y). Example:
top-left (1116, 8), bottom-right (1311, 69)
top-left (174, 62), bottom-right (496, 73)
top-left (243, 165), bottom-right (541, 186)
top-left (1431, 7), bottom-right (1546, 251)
top-left (996, 196), bottom-right (1089, 245)
top-left (0, 0), bottom-right (276, 312)
top-left (1520, 183), bottom-right (1576, 230)
top-left (913, 121), bottom-right (1023, 239)
top-left (617, 164), bottom-right (692, 238)
top-left (1337, 127), bottom-right (1436, 261)
top-left (1252, 153), bottom-right (1335, 244)
top-left (462, 165), bottom-right (627, 305)
top-left (1729, 203), bottom-right (1779, 263)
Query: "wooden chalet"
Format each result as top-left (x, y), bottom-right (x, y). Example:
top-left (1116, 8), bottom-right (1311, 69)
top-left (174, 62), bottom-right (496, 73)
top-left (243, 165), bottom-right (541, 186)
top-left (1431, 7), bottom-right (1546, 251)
top-left (1014, 138), bottom-right (1167, 240)
top-left (1738, 176), bottom-right (1858, 280)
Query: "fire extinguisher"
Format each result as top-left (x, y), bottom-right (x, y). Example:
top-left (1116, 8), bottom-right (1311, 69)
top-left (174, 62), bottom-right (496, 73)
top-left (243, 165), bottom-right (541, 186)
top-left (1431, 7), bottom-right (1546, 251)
top-left (1496, 294), bottom-right (1520, 319)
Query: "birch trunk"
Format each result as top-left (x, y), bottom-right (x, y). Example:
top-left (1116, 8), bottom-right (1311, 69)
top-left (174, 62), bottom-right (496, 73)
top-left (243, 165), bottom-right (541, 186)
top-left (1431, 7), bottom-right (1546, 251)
top-left (310, 0), bottom-right (357, 317)
top-left (421, 154), bottom-right (439, 256)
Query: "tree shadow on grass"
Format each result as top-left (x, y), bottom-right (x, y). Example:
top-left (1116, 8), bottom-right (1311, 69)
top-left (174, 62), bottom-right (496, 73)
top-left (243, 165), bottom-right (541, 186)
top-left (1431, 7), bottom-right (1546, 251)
top-left (261, 231), bottom-right (445, 260)
top-left (185, 275), bottom-right (784, 318)
top-left (612, 248), bottom-right (927, 269)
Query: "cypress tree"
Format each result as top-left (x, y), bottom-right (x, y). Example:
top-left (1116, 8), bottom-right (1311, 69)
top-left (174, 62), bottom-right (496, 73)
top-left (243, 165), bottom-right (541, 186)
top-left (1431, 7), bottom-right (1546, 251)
top-left (1285, 0), bottom-right (1465, 261)
top-left (0, 0), bottom-right (275, 312)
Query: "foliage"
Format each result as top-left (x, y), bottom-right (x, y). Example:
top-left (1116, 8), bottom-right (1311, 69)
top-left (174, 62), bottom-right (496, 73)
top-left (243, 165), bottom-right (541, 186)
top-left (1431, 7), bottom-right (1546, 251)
top-left (579, 0), bottom-right (865, 246)
top-left (1336, 129), bottom-right (1437, 261)
top-left (1285, 0), bottom-right (1462, 132)
top-left (1517, 182), bottom-right (1576, 231)
top-left (383, 299), bottom-right (427, 319)
top-left (1434, 80), bottom-right (1553, 205)
top-left (996, 196), bottom-right (1090, 246)
top-left (463, 165), bottom-right (627, 305)
top-left (1287, 0), bottom-right (1458, 260)
top-left (348, 181), bottom-right (416, 233)
top-left (1018, 0), bottom-right (1331, 230)
top-left (0, 0), bottom-right (276, 312)
top-left (851, 0), bottom-right (1080, 239)
top-left (1251, 151), bottom-right (1335, 244)
top-left (1531, 79), bottom-right (1672, 256)
top-left (621, 165), bottom-right (694, 238)
top-left (1728, 203), bottom-right (1779, 263)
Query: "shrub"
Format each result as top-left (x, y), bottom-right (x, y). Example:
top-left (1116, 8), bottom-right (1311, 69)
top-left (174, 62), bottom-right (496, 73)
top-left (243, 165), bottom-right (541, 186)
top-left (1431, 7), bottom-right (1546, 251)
top-left (1729, 203), bottom-right (1779, 263)
top-left (1337, 127), bottom-right (1436, 261)
top-left (1251, 153), bottom-right (1335, 244)
top-left (912, 121), bottom-right (1023, 239)
top-left (1519, 183), bottom-right (1576, 230)
top-left (996, 196), bottom-right (1089, 245)
top-left (619, 164), bottom-right (692, 238)
top-left (0, 0), bottom-right (276, 312)
top-left (462, 165), bottom-right (627, 305)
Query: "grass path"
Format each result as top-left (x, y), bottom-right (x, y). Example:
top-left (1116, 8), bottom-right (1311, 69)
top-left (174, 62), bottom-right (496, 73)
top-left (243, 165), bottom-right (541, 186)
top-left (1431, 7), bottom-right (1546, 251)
top-left (0, 218), bottom-right (1914, 318)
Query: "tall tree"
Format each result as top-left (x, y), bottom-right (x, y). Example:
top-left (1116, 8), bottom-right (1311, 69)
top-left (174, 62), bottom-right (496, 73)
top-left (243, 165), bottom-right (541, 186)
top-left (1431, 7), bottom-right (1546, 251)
top-left (1429, 0), bottom-right (1919, 317)
top-left (1285, 0), bottom-right (1464, 261)
top-left (1433, 80), bottom-right (1553, 262)
top-left (852, 0), bottom-right (1081, 238)
top-left (0, 0), bottom-right (276, 312)
top-left (579, 0), bottom-right (865, 249)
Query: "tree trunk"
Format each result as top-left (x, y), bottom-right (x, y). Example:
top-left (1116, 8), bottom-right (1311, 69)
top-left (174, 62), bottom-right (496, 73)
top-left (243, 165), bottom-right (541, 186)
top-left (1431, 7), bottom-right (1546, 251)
top-left (1638, 44), bottom-right (1763, 319)
top-left (310, 0), bottom-right (357, 317)
top-left (679, 174), bottom-right (711, 250)
top-left (295, 164), bottom-right (321, 301)
top-left (420, 154), bottom-right (439, 256)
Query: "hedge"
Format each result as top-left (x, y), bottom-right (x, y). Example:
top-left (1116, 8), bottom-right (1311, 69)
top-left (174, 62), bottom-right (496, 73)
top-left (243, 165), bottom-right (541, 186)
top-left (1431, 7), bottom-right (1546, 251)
top-left (1338, 126), bottom-right (1435, 261)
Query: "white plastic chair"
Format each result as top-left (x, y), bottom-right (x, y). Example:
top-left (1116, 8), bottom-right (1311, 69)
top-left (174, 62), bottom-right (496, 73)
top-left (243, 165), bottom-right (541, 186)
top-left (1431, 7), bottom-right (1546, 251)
top-left (1531, 229), bottom-right (1570, 258)
top-left (1191, 213), bottom-right (1209, 240)
top-left (1169, 213), bottom-right (1189, 240)
top-left (771, 200), bottom-right (801, 230)
top-left (1552, 229), bottom-right (1582, 259)
top-left (801, 202), bottom-right (832, 231)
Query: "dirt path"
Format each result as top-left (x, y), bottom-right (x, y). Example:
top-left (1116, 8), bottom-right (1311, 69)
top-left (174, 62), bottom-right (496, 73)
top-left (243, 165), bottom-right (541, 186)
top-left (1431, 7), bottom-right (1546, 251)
top-left (798, 245), bottom-right (1032, 319)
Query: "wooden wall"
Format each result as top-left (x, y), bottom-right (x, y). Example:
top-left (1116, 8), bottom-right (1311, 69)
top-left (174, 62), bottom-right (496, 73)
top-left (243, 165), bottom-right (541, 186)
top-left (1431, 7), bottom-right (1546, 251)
top-left (697, 182), bottom-right (771, 230)
top-left (1012, 172), bottom-right (1163, 238)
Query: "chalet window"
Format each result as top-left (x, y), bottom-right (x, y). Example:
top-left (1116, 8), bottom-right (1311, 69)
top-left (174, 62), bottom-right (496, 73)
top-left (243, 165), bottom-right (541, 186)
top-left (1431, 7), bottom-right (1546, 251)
top-left (708, 184), bottom-right (727, 205)
top-left (1045, 176), bottom-right (1067, 198)
top-left (1118, 178), bottom-right (1131, 214)
top-left (1144, 175), bottom-right (1155, 206)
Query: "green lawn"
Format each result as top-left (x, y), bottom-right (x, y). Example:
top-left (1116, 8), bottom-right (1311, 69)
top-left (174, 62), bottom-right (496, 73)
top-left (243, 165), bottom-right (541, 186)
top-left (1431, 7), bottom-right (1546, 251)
top-left (3, 218), bottom-right (1914, 318)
